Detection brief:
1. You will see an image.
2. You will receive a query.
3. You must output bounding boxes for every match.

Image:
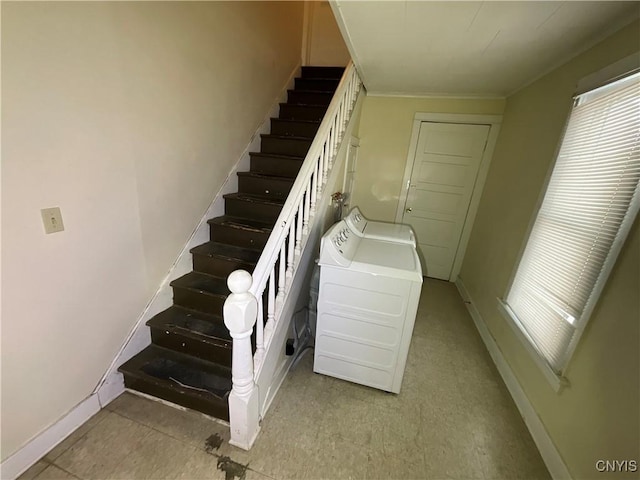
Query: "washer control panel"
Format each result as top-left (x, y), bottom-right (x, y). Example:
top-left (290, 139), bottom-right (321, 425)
top-left (319, 220), bottom-right (359, 267)
top-left (332, 226), bottom-right (350, 247)
top-left (345, 207), bottom-right (367, 236)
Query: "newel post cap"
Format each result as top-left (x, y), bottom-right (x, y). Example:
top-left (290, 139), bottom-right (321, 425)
top-left (224, 270), bottom-right (258, 334)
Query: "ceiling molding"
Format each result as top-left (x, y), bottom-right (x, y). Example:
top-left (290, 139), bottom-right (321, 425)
top-left (366, 91), bottom-right (506, 101)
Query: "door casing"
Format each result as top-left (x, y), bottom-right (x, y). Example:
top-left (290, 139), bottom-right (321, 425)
top-left (395, 113), bottom-right (502, 282)
top-left (343, 135), bottom-right (360, 211)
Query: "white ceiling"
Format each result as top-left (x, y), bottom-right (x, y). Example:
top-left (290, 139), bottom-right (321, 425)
top-left (331, 1), bottom-right (640, 97)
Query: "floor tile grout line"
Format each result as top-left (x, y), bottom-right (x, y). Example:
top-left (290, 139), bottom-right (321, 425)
top-left (108, 401), bottom-right (304, 479)
top-left (34, 462), bottom-right (84, 480)
top-left (106, 408), bottom-right (279, 477)
top-left (108, 409), bottom-right (217, 456)
top-left (44, 412), bottom-right (110, 465)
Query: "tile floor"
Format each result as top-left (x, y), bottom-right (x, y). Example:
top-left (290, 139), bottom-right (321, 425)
top-left (20, 279), bottom-right (550, 480)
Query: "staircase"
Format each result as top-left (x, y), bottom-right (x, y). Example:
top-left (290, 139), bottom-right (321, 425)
top-left (118, 66), bottom-right (344, 421)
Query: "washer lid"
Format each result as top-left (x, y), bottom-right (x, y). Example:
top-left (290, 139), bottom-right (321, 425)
top-left (345, 207), bottom-right (416, 247)
top-left (363, 222), bottom-right (416, 246)
top-left (351, 238), bottom-right (423, 280)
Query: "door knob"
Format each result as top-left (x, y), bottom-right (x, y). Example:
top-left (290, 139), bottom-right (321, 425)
top-left (406, 207), bottom-right (412, 213)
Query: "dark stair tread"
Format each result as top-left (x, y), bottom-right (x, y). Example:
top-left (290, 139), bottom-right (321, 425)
top-left (301, 66), bottom-right (345, 79)
top-left (269, 118), bottom-right (321, 137)
top-left (223, 192), bottom-right (286, 207)
top-left (207, 215), bottom-right (273, 238)
top-left (207, 215), bottom-right (275, 231)
top-left (278, 103), bottom-right (328, 121)
top-left (289, 89), bottom-right (335, 94)
top-left (279, 102), bottom-right (329, 108)
top-left (260, 133), bottom-right (314, 141)
top-left (170, 271), bottom-right (229, 297)
top-left (146, 306), bottom-right (231, 344)
top-left (119, 345), bottom-right (231, 400)
top-left (191, 240), bottom-right (261, 262)
top-left (295, 77), bottom-right (340, 84)
top-left (237, 171), bottom-right (296, 181)
top-left (271, 118), bottom-right (321, 125)
top-left (249, 152), bottom-right (305, 161)
top-left (249, 153), bottom-right (305, 179)
top-left (297, 77), bottom-right (343, 81)
top-left (287, 90), bottom-right (334, 105)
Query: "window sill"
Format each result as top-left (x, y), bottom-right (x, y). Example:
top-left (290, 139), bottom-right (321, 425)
top-left (497, 298), bottom-right (569, 394)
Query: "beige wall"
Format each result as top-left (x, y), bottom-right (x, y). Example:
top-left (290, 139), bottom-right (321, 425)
top-left (460, 21), bottom-right (640, 479)
top-left (351, 96), bottom-right (505, 222)
top-left (1, 1), bottom-right (303, 460)
top-left (306, 0), bottom-right (350, 67)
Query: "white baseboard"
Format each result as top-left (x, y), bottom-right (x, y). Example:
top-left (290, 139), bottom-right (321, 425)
top-left (454, 277), bottom-right (572, 480)
top-left (0, 395), bottom-right (101, 480)
top-left (93, 61), bottom-right (302, 408)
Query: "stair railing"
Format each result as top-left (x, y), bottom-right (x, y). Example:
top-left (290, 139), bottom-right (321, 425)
top-left (223, 61), bottom-right (362, 449)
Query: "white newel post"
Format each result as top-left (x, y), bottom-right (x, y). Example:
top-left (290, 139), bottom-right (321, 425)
top-left (224, 270), bottom-right (261, 450)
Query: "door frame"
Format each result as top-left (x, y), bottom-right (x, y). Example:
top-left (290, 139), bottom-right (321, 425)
top-left (394, 113), bottom-right (502, 282)
top-left (342, 135), bottom-right (360, 208)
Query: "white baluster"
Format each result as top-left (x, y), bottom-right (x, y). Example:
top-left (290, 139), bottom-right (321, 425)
top-left (311, 160), bottom-right (318, 214)
top-left (253, 289), bottom-right (265, 368)
top-left (286, 221), bottom-right (295, 283)
top-left (295, 202), bottom-right (303, 257)
top-left (325, 140), bottom-right (330, 180)
top-left (325, 124), bottom-right (333, 167)
top-left (331, 113), bottom-right (340, 161)
top-left (345, 88), bottom-right (350, 120)
top-left (316, 151), bottom-right (322, 192)
top-left (224, 270), bottom-right (260, 450)
top-left (345, 79), bottom-right (351, 113)
top-left (268, 269), bottom-right (276, 324)
top-left (277, 244), bottom-right (285, 306)
top-left (303, 180), bottom-right (310, 235)
top-left (321, 143), bottom-right (328, 185)
top-left (353, 71), bottom-right (358, 103)
top-left (262, 271), bottom-right (275, 352)
top-left (344, 93), bottom-right (349, 124)
top-left (328, 126), bottom-right (334, 167)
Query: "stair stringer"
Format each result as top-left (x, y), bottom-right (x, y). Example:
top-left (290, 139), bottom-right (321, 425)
top-left (254, 90), bottom-right (365, 419)
top-left (95, 62), bottom-right (301, 408)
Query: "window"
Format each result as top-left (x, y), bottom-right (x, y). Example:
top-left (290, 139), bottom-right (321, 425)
top-left (500, 69), bottom-right (640, 385)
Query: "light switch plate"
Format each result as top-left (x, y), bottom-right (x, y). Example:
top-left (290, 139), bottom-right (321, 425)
top-left (41, 207), bottom-right (65, 234)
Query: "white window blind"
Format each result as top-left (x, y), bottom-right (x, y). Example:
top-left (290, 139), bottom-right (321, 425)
top-left (505, 71), bottom-right (640, 374)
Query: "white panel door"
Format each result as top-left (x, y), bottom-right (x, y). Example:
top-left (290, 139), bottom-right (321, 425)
top-left (402, 122), bottom-right (490, 280)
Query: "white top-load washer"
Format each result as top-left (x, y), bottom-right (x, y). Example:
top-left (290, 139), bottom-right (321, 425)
top-left (344, 206), bottom-right (416, 247)
top-left (314, 219), bottom-right (422, 394)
